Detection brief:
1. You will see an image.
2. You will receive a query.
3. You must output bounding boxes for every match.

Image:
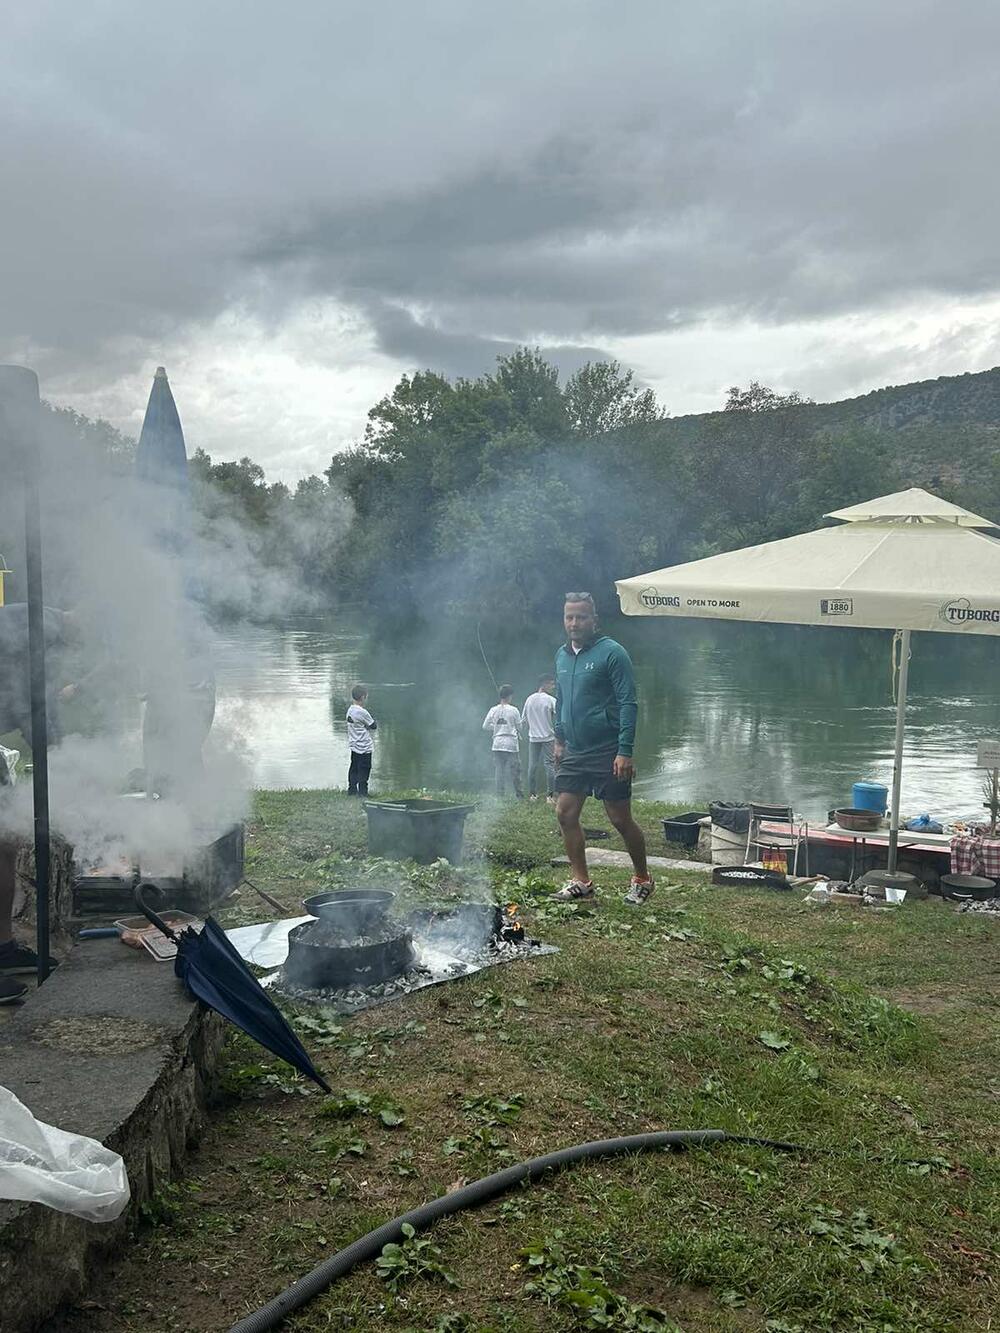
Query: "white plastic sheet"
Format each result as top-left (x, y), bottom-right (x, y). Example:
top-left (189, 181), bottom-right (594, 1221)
top-left (0, 1085), bottom-right (130, 1222)
top-left (0, 743), bottom-right (18, 786)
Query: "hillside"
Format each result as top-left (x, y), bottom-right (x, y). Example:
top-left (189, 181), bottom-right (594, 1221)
top-left (632, 365), bottom-right (1000, 497)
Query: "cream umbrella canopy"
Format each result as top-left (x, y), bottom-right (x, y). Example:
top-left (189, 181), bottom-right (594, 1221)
top-left (615, 488), bottom-right (1000, 870)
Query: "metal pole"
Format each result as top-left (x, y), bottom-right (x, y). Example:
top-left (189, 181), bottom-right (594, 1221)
top-left (0, 367), bottom-right (50, 984)
top-left (887, 628), bottom-right (911, 874)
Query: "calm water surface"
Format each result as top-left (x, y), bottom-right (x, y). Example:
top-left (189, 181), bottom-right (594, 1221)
top-left (212, 616), bottom-right (1000, 822)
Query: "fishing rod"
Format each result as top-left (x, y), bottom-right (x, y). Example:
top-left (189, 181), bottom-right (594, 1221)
top-left (475, 618), bottom-right (500, 693)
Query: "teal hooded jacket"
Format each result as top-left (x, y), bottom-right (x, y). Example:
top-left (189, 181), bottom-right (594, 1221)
top-left (553, 635), bottom-right (637, 758)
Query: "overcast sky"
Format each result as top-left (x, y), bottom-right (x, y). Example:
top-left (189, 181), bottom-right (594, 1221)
top-left (2, 1), bottom-right (999, 480)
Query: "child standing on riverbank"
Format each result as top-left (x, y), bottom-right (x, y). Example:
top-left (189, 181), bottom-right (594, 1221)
top-left (482, 685), bottom-right (523, 798)
top-left (346, 684), bottom-right (377, 796)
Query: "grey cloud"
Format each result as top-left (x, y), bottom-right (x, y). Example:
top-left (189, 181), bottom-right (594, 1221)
top-left (1, 0), bottom-right (999, 430)
top-left (367, 301), bottom-right (609, 382)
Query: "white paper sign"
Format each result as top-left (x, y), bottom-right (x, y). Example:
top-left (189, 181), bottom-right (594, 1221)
top-left (977, 741), bottom-right (1000, 768)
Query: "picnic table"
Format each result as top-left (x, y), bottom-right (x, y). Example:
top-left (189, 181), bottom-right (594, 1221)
top-left (759, 819), bottom-right (951, 881)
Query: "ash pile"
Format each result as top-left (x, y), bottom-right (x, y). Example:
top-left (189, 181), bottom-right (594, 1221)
top-left (269, 889), bottom-right (556, 1013)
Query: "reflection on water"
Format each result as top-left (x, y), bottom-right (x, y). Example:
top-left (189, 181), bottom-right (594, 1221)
top-left (212, 616), bottom-right (1000, 820)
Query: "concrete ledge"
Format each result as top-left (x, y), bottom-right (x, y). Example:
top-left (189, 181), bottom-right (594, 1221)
top-left (552, 848), bottom-right (710, 874)
top-left (0, 939), bottom-right (226, 1333)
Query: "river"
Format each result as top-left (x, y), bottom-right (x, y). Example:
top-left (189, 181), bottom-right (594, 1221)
top-left (211, 615), bottom-right (1000, 822)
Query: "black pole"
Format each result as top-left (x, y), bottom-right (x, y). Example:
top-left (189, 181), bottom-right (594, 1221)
top-left (0, 367), bottom-right (51, 985)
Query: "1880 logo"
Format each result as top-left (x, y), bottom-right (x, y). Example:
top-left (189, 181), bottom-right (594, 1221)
top-left (640, 588), bottom-right (680, 608)
top-left (940, 598), bottom-right (1000, 626)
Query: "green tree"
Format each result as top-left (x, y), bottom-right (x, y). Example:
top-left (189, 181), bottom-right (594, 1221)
top-left (798, 428), bottom-right (899, 522)
top-left (435, 466), bottom-right (586, 618)
top-left (489, 347), bottom-right (568, 439)
top-left (564, 359), bottom-right (662, 436)
top-left (363, 371), bottom-right (455, 456)
top-left (190, 450), bottom-right (288, 528)
top-left (724, 381), bottom-right (812, 413)
top-left (42, 403), bottom-right (136, 469)
top-left (681, 387), bottom-right (816, 549)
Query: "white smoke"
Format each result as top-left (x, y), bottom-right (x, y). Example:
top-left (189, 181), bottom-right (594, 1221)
top-left (0, 375), bottom-right (350, 875)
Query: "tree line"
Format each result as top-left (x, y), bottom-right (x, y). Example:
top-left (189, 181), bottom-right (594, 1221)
top-left (322, 352), bottom-right (901, 622)
top-left (32, 352), bottom-right (1000, 624)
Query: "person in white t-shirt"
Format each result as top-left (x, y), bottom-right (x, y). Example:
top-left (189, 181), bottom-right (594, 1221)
top-left (346, 684), bottom-right (377, 796)
top-left (522, 673), bottom-right (557, 803)
top-left (482, 684), bottom-right (523, 798)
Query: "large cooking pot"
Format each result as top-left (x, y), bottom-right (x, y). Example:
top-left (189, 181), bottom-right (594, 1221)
top-left (940, 873), bottom-right (995, 902)
top-left (834, 807), bottom-right (883, 833)
top-left (302, 888), bottom-right (395, 934)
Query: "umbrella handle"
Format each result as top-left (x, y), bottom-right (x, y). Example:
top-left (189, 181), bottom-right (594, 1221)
top-left (134, 881), bottom-right (182, 943)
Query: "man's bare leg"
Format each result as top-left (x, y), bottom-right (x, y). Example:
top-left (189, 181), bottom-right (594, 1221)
top-left (556, 791), bottom-right (590, 883)
top-left (0, 842), bottom-right (17, 946)
top-left (604, 799), bottom-right (650, 880)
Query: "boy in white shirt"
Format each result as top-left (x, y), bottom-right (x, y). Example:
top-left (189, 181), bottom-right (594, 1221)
top-left (482, 684), bottom-right (523, 798)
top-left (346, 684), bottom-right (377, 796)
top-left (523, 673), bottom-right (557, 803)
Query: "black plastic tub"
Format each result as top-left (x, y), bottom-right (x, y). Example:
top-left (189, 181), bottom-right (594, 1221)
top-left (708, 802), bottom-right (751, 835)
top-left (364, 799), bottom-right (477, 865)
top-left (662, 812), bottom-right (708, 849)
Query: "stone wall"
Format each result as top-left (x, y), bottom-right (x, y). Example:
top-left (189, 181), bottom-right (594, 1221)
top-left (11, 833), bottom-right (76, 939)
top-left (0, 939), bottom-right (226, 1332)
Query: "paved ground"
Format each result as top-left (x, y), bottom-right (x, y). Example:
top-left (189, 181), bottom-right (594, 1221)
top-left (0, 974), bottom-right (38, 1026)
top-left (552, 848), bottom-right (709, 873)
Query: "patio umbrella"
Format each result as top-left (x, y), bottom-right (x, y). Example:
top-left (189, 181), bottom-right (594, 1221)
top-left (135, 885), bottom-right (331, 1092)
top-left (615, 488), bottom-right (1000, 870)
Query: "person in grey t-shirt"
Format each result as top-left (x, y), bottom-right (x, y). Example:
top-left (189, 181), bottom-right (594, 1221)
top-left (522, 673), bottom-right (557, 803)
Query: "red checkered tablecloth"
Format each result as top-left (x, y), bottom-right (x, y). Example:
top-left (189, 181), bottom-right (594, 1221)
top-left (951, 834), bottom-right (1000, 877)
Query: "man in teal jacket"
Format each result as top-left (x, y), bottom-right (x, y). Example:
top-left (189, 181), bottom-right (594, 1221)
top-left (551, 592), bottom-right (653, 905)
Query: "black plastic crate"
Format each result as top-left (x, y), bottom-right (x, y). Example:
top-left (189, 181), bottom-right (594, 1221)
top-left (364, 799), bottom-right (476, 865)
top-left (661, 811), bottom-right (708, 849)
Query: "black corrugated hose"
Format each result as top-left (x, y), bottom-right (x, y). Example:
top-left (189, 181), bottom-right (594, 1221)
top-left (226, 1128), bottom-right (810, 1332)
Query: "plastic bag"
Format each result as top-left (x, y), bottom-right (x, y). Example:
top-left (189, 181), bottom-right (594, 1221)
top-left (906, 814), bottom-right (944, 834)
top-left (0, 1085), bottom-right (130, 1222)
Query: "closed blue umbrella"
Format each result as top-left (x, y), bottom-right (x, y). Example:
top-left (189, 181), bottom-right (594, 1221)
top-left (135, 885), bottom-right (331, 1093)
top-left (135, 365), bottom-right (192, 557)
top-left (135, 366), bottom-right (190, 494)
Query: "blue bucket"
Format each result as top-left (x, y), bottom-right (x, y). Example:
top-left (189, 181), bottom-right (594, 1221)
top-left (852, 781), bottom-right (888, 814)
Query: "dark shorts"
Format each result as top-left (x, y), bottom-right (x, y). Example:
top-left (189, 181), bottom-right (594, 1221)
top-left (554, 746), bottom-right (632, 803)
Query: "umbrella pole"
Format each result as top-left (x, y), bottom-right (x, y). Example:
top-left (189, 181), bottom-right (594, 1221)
top-left (0, 368), bottom-right (51, 985)
top-left (887, 629), bottom-right (911, 873)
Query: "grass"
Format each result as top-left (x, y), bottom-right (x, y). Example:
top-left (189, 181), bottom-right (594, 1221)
top-left (49, 790), bottom-right (1000, 1333)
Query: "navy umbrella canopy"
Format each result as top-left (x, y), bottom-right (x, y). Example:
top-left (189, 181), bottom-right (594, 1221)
top-left (135, 885), bottom-right (331, 1093)
top-left (136, 366), bottom-right (190, 494)
top-left (135, 366), bottom-right (191, 551)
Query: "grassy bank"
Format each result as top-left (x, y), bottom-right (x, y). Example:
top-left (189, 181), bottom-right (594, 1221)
top-left (51, 791), bottom-right (999, 1333)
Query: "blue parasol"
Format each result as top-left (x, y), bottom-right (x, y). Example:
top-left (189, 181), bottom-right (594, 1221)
top-left (134, 884), bottom-right (331, 1092)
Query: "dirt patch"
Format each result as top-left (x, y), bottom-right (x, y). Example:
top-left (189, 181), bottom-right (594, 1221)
top-left (888, 988), bottom-right (964, 1016)
top-left (31, 1015), bottom-right (168, 1054)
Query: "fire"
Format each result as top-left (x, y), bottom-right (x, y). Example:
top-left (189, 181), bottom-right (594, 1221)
top-left (501, 903), bottom-right (525, 941)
